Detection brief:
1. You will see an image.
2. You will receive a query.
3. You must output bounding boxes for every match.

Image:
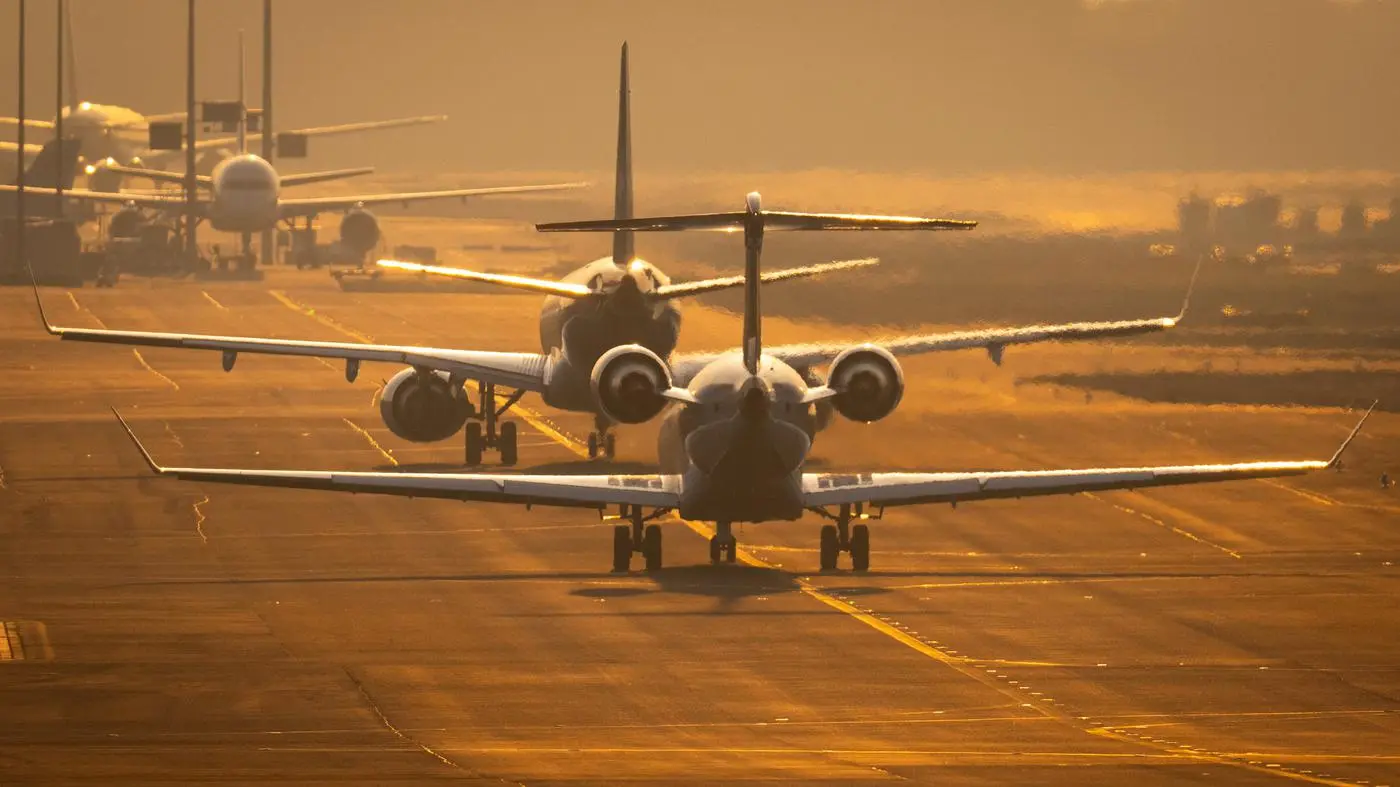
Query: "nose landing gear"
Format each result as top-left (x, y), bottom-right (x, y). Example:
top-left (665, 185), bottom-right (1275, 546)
top-left (818, 504), bottom-right (870, 572)
top-left (708, 521), bottom-right (739, 565)
top-left (587, 416), bottom-right (617, 460)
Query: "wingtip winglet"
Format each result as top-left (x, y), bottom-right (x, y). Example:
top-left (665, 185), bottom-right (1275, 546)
top-left (24, 261), bottom-right (61, 336)
top-left (1175, 254), bottom-right (1204, 323)
top-left (112, 407), bottom-right (164, 474)
top-left (1327, 399), bottom-right (1378, 469)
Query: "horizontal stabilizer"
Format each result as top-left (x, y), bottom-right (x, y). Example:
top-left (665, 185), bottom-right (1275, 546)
top-left (539, 211), bottom-right (976, 233)
top-left (375, 259), bottom-right (594, 298)
top-left (655, 257), bottom-right (879, 299)
top-left (0, 117), bottom-right (57, 131)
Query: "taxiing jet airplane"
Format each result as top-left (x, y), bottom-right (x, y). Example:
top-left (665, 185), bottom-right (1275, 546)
top-left (106, 191), bottom-right (1375, 574)
top-left (375, 43), bottom-right (890, 460)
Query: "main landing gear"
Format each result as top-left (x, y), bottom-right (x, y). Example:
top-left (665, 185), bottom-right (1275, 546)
top-left (709, 521), bottom-right (739, 565)
top-left (819, 503), bottom-right (870, 572)
top-left (612, 506), bottom-right (663, 573)
top-left (586, 415), bottom-right (617, 460)
top-left (464, 381), bottom-right (524, 466)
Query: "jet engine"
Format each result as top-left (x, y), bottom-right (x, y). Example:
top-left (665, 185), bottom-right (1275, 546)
top-left (827, 345), bottom-right (904, 423)
top-left (108, 205), bottom-right (146, 240)
top-left (591, 344), bottom-right (672, 425)
top-left (378, 367), bottom-right (473, 443)
top-left (339, 208), bottom-right (380, 255)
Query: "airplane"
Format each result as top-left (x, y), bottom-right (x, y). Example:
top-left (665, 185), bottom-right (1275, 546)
top-left (104, 191), bottom-right (1376, 574)
top-left (2, 136), bottom-right (81, 219)
top-left (0, 35), bottom-right (583, 263)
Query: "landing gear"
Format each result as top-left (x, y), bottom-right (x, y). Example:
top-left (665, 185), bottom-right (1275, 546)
top-left (610, 507), bottom-right (664, 572)
top-left (587, 417), bottom-right (617, 460)
top-left (463, 381), bottom-right (523, 466)
top-left (819, 504), bottom-right (871, 572)
top-left (709, 521), bottom-right (738, 565)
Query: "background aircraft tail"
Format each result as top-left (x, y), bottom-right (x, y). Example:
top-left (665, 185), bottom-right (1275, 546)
top-left (13, 137), bottom-right (82, 190)
top-left (612, 43), bottom-right (635, 266)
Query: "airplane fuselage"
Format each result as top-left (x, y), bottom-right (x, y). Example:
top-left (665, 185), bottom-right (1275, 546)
top-left (58, 103), bottom-right (151, 165)
top-left (206, 154), bottom-right (281, 233)
top-left (660, 352), bottom-right (816, 523)
top-left (538, 256), bottom-right (683, 415)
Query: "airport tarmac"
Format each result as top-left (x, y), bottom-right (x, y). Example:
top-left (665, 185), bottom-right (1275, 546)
top-left (1, 267), bottom-right (1398, 785)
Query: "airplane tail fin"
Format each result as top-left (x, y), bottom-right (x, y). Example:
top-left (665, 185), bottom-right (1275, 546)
top-left (741, 193), bottom-right (763, 373)
top-left (612, 42), bottom-right (635, 266)
top-left (15, 137), bottom-right (81, 189)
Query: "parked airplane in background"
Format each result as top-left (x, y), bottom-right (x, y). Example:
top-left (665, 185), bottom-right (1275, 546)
top-left (0, 7), bottom-right (446, 181)
top-left (1, 40), bottom-right (580, 262)
top-left (105, 191), bottom-right (1375, 574)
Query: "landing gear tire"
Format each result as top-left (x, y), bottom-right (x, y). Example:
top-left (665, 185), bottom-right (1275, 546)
top-left (642, 524), bottom-right (663, 571)
top-left (612, 524), bottom-right (632, 573)
top-left (708, 534), bottom-right (738, 564)
top-left (588, 432), bottom-right (600, 459)
top-left (603, 432), bottom-right (617, 459)
top-left (819, 524), bottom-right (840, 571)
top-left (850, 524), bottom-right (871, 572)
top-left (709, 536), bottom-right (723, 565)
top-left (465, 422), bottom-right (484, 466)
top-left (499, 421), bottom-right (518, 466)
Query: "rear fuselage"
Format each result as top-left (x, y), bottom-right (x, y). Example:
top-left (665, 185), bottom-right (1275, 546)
top-left (539, 256), bottom-right (682, 413)
top-left (661, 352), bottom-right (816, 523)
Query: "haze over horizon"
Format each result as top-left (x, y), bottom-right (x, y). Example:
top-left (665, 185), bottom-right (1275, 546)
top-left (2, 0), bottom-right (1397, 178)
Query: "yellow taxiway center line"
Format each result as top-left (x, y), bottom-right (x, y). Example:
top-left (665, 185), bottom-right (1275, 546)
top-left (133, 349), bottom-right (180, 391)
top-left (343, 418), bottom-right (398, 466)
top-left (268, 290), bottom-right (378, 345)
top-left (201, 290), bottom-right (229, 311)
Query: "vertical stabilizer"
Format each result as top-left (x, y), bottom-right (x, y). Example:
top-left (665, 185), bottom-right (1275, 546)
top-left (611, 42), bottom-right (635, 266)
top-left (741, 192), bottom-right (763, 374)
top-left (17, 137), bottom-right (80, 189)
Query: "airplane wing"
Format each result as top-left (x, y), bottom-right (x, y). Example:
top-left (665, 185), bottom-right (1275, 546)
top-left (115, 409), bottom-right (678, 510)
top-left (376, 259), bottom-right (595, 298)
top-left (0, 140), bottom-right (47, 158)
top-left (0, 117), bottom-right (56, 131)
top-left (143, 111), bottom-right (189, 124)
top-left (279, 166), bottom-right (375, 188)
top-left (653, 258), bottom-right (879, 299)
top-left (191, 114), bottom-right (450, 153)
top-left (27, 283), bottom-right (552, 392)
top-left (671, 260), bottom-right (1200, 381)
top-left (0, 183), bottom-right (195, 210)
top-left (101, 164), bottom-right (210, 187)
top-left (803, 404), bottom-right (1375, 509)
top-left (277, 182), bottom-right (587, 218)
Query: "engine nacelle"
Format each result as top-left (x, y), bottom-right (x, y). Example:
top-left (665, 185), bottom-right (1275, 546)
top-left (378, 367), bottom-right (473, 443)
top-left (340, 208), bottom-right (380, 254)
top-left (108, 206), bottom-right (145, 240)
top-left (590, 344), bottom-right (672, 425)
top-left (827, 345), bottom-right (904, 423)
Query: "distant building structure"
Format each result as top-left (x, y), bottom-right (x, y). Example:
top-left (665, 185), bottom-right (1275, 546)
top-left (1339, 200), bottom-right (1369, 239)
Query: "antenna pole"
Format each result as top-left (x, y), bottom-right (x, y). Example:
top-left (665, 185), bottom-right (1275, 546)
top-left (183, 0), bottom-right (197, 259)
top-left (16, 0), bottom-right (26, 271)
top-left (260, 0), bottom-right (274, 266)
top-left (53, 0), bottom-right (62, 213)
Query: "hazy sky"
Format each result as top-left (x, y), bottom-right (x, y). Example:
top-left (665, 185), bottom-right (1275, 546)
top-left (2, 0), bottom-right (1397, 175)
